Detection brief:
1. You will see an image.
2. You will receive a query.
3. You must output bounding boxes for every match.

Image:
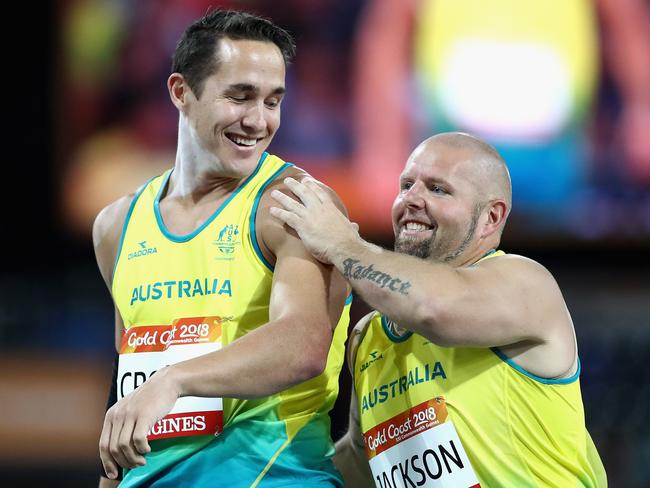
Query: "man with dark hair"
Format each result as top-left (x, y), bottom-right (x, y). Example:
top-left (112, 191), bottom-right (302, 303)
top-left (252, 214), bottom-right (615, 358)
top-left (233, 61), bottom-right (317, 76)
top-left (94, 9), bottom-right (351, 487)
top-left (171, 10), bottom-right (297, 98)
top-left (271, 132), bottom-right (607, 487)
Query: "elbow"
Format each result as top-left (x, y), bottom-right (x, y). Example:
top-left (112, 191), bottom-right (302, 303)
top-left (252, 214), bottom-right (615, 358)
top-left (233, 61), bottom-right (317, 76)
top-left (425, 331), bottom-right (457, 348)
top-left (413, 301), bottom-right (457, 347)
top-left (412, 299), bottom-right (441, 334)
top-left (297, 344), bottom-right (329, 381)
top-left (282, 313), bottom-right (334, 384)
top-left (294, 328), bottom-right (331, 382)
top-left (299, 359), bottom-right (327, 382)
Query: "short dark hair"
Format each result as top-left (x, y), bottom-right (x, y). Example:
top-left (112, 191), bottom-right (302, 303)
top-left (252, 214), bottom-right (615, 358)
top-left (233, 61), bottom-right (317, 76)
top-left (172, 9), bottom-right (296, 98)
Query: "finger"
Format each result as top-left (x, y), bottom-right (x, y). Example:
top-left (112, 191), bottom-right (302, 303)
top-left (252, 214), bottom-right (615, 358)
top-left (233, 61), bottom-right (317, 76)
top-left (269, 206), bottom-right (301, 230)
top-left (302, 178), bottom-right (330, 204)
top-left (99, 416), bottom-right (119, 480)
top-left (117, 417), bottom-right (146, 467)
top-left (304, 176), bottom-right (333, 193)
top-left (108, 414), bottom-right (131, 470)
top-left (269, 189), bottom-right (306, 215)
top-left (283, 177), bottom-right (321, 208)
top-left (351, 222), bottom-right (360, 232)
top-left (133, 419), bottom-right (152, 456)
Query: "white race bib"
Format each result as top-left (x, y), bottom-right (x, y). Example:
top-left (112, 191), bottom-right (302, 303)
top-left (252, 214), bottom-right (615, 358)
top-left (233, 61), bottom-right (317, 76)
top-left (364, 397), bottom-right (480, 488)
top-left (118, 316), bottom-right (224, 440)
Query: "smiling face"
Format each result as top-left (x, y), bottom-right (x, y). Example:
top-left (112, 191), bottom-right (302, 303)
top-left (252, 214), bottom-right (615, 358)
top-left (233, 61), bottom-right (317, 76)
top-left (391, 139), bottom-right (489, 263)
top-left (183, 37), bottom-right (286, 177)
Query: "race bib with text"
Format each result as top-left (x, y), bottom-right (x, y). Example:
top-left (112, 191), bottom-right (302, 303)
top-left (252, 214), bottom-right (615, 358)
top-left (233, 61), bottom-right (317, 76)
top-left (364, 397), bottom-right (480, 488)
top-left (117, 316), bottom-right (224, 440)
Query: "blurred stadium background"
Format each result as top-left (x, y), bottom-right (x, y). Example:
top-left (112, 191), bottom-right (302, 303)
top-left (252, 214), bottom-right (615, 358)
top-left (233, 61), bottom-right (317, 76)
top-left (1, 0), bottom-right (649, 485)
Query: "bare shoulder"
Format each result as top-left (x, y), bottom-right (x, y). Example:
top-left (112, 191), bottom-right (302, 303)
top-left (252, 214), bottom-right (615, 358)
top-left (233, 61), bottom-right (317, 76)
top-left (93, 195), bottom-right (134, 248)
top-left (92, 194), bottom-right (135, 287)
top-left (483, 254), bottom-right (577, 378)
top-left (476, 253), bottom-right (560, 290)
top-left (256, 166), bottom-right (349, 256)
top-left (478, 253), bottom-right (570, 341)
top-left (259, 166), bottom-right (349, 216)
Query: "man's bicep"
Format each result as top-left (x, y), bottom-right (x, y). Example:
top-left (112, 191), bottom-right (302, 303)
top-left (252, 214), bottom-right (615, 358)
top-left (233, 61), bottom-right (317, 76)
top-left (264, 232), bottom-right (346, 377)
top-left (268, 231), bottom-right (347, 326)
top-left (92, 210), bottom-right (116, 289)
top-left (261, 181), bottom-right (348, 326)
top-left (445, 256), bottom-right (562, 346)
top-left (93, 195), bottom-right (134, 288)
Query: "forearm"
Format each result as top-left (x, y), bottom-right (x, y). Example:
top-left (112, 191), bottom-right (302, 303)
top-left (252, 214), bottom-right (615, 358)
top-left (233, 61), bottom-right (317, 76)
top-left (170, 316), bottom-right (331, 399)
top-left (329, 238), bottom-right (458, 335)
top-left (100, 354), bottom-right (123, 483)
top-left (334, 385), bottom-right (374, 487)
top-left (334, 433), bottom-right (374, 487)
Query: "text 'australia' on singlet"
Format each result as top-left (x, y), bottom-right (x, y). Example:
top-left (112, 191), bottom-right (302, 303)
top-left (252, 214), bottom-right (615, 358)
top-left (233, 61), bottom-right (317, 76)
top-left (354, 251), bottom-right (607, 487)
top-left (112, 152), bottom-right (351, 487)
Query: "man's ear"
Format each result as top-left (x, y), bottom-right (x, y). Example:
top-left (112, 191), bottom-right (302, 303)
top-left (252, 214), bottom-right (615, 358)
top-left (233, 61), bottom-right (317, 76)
top-left (167, 73), bottom-right (193, 111)
top-left (480, 200), bottom-right (508, 239)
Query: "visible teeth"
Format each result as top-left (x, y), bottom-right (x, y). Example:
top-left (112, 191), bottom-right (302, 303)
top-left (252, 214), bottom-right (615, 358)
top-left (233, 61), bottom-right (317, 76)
top-left (231, 135), bottom-right (256, 146)
top-left (405, 222), bottom-right (430, 231)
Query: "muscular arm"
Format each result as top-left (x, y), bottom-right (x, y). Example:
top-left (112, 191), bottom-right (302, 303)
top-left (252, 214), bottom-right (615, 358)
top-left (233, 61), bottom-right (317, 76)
top-left (167, 170), bottom-right (349, 398)
top-left (93, 196), bottom-right (133, 350)
top-left (98, 172), bottom-right (350, 478)
top-left (92, 195), bottom-right (133, 484)
top-left (168, 192), bottom-right (348, 398)
top-left (271, 178), bottom-right (576, 377)
top-left (333, 314), bottom-right (375, 487)
top-left (326, 240), bottom-right (560, 350)
top-left (334, 387), bottom-right (374, 487)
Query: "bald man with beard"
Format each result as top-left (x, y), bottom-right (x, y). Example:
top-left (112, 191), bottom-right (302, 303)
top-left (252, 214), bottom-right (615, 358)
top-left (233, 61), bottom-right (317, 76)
top-left (270, 132), bottom-right (607, 487)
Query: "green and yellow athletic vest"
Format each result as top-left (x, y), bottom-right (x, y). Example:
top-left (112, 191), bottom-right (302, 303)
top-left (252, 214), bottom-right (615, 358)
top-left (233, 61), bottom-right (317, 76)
top-left (113, 153), bottom-right (350, 487)
top-left (354, 252), bottom-right (606, 487)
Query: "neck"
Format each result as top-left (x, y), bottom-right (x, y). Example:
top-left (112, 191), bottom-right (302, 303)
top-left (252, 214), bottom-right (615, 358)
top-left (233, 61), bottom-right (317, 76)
top-left (169, 117), bottom-right (244, 202)
top-left (450, 244), bottom-right (498, 268)
top-left (165, 168), bottom-right (240, 205)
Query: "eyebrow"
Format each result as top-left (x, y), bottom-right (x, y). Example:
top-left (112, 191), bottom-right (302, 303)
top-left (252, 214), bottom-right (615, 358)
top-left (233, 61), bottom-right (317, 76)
top-left (400, 174), bottom-right (453, 188)
top-left (226, 83), bottom-right (286, 96)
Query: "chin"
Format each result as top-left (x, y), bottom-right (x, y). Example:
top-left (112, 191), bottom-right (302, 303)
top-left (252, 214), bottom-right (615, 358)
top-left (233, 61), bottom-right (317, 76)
top-left (394, 238), bottom-right (432, 259)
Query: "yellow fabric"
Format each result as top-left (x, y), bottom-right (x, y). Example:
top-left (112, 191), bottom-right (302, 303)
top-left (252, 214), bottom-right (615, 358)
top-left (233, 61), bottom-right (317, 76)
top-left (354, 252), bottom-right (606, 487)
top-left (415, 0), bottom-right (599, 121)
top-left (113, 151), bottom-right (350, 434)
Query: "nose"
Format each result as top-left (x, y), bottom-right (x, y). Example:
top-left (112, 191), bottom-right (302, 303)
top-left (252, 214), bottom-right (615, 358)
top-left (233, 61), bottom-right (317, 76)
top-left (242, 101), bottom-right (267, 133)
top-left (402, 181), bottom-right (426, 209)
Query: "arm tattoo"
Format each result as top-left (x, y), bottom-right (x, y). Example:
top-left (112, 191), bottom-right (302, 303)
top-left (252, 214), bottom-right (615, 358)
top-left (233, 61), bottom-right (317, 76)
top-left (342, 258), bottom-right (412, 295)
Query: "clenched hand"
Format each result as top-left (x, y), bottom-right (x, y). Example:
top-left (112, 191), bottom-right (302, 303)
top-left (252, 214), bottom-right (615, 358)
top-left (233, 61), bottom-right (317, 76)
top-left (99, 366), bottom-right (180, 479)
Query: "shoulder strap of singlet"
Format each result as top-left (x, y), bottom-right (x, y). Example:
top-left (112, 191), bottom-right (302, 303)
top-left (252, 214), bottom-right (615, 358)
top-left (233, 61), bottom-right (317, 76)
top-left (348, 311), bottom-right (380, 377)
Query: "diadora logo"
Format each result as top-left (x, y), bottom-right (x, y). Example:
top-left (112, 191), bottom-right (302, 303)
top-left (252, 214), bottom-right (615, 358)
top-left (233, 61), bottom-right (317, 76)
top-left (128, 240), bottom-right (158, 260)
top-left (360, 350), bottom-right (384, 373)
top-left (214, 224), bottom-right (240, 258)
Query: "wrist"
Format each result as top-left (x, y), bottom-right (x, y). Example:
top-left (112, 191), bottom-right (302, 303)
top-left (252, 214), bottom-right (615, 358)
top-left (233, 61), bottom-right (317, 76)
top-left (158, 364), bottom-right (185, 398)
top-left (331, 234), bottom-right (372, 269)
